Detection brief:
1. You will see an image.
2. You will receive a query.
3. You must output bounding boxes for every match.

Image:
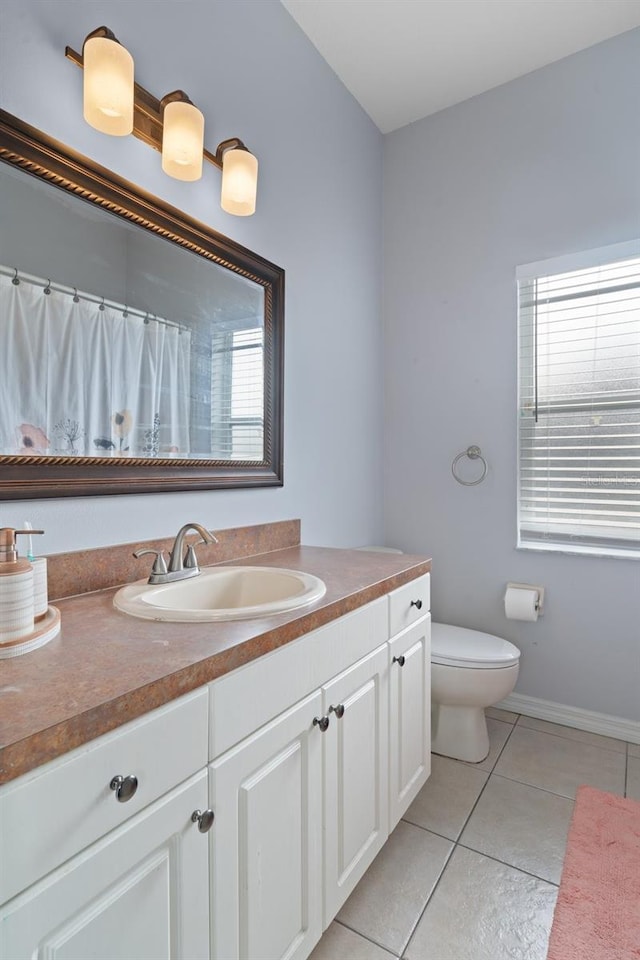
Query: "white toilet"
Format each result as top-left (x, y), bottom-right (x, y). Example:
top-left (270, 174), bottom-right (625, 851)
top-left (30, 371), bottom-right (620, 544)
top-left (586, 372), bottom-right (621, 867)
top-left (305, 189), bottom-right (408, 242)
top-left (431, 623), bottom-right (520, 763)
top-left (353, 549), bottom-right (520, 764)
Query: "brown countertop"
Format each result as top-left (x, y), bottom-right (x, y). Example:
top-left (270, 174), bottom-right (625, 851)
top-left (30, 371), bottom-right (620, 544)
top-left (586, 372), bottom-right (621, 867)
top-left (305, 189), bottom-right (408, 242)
top-left (0, 545), bottom-right (430, 785)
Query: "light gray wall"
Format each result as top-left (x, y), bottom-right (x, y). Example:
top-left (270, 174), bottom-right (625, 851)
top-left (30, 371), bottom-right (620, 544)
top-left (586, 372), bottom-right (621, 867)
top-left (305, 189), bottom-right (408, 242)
top-left (0, 0), bottom-right (384, 551)
top-left (383, 29), bottom-right (640, 721)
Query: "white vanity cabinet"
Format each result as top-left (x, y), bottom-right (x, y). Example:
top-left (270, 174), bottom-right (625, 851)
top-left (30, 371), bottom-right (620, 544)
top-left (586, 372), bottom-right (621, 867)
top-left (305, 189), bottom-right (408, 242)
top-left (207, 574), bottom-right (431, 960)
top-left (0, 571), bottom-right (431, 960)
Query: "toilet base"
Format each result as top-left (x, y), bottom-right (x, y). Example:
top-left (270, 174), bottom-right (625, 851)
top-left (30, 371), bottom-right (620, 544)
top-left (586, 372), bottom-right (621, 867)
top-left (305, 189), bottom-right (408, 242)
top-left (431, 704), bottom-right (489, 763)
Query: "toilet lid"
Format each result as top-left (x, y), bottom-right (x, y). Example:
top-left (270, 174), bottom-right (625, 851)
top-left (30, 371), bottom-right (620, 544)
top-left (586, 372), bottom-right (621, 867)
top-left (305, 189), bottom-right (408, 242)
top-left (431, 623), bottom-right (520, 669)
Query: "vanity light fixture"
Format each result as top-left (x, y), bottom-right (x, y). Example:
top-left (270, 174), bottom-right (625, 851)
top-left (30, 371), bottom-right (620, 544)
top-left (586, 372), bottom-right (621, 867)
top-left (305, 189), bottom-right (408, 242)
top-left (82, 27), bottom-right (134, 136)
top-left (66, 27), bottom-right (259, 215)
top-left (161, 91), bottom-right (204, 182)
top-left (219, 140), bottom-right (259, 217)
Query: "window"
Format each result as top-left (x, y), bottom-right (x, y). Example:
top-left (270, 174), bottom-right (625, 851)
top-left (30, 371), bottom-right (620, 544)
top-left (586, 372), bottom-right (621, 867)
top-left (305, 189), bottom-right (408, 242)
top-left (210, 326), bottom-right (264, 460)
top-left (517, 241), bottom-right (640, 557)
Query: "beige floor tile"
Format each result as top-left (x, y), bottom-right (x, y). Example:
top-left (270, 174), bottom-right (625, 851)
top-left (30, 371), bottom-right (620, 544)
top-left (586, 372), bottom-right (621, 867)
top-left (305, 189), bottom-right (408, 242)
top-left (404, 847), bottom-right (557, 960)
top-left (459, 774), bottom-right (574, 884)
top-left (627, 757), bottom-right (640, 800)
top-left (336, 821), bottom-right (452, 956)
top-left (309, 922), bottom-right (397, 960)
top-left (628, 742), bottom-right (640, 759)
top-left (494, 725), bottom-right (626, 799)
top-left (460, 717), bottom-right (513, 772)
top-left (486, 706), bottom-right (519, 723)
top-left (403, 755), bottom-right (488, 840)
top-left (517, 715), bottom-right (626, 753)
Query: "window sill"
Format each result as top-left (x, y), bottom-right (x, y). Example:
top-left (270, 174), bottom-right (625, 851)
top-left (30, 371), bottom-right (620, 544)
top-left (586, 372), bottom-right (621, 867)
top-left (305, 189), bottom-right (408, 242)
top-left (516, 542), bottom-right (640, 561)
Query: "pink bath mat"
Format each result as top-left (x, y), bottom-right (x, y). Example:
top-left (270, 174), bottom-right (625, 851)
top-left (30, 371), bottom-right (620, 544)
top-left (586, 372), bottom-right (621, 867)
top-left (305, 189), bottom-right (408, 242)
top-left (547, 785), bottom-right (640, 960)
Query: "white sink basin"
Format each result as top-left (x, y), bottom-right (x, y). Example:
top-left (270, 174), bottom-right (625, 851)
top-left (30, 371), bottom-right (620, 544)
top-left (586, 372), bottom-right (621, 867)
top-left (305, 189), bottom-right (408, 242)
top-left (113, 566), bottom-right (327, 622)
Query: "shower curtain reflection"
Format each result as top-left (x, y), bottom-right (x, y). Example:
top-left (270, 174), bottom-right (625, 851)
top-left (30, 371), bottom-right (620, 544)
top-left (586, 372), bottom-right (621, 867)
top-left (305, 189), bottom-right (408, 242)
top-left (0, 271), bottom-right (191, 457)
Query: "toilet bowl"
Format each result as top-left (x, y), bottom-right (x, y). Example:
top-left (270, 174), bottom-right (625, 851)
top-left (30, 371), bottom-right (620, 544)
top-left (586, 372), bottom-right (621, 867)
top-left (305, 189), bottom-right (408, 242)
top-left (431, 623), bottom-right (520, 763)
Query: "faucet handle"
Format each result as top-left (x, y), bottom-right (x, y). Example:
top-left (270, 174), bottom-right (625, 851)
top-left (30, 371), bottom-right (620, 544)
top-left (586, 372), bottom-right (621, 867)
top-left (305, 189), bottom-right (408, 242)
top-left (133, 548), bottom-right (168, 578)
top-left (184, 544), bottom-right (199, 570)
top-left (184, 531), bottom-right (219, 570)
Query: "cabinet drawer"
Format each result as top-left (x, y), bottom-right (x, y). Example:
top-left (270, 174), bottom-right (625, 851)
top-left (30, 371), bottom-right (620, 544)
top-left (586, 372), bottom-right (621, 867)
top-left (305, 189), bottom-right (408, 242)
top-left (0, 687), bottom-right (208, 904)
top-left (389, 574), bottom-right (430, 637)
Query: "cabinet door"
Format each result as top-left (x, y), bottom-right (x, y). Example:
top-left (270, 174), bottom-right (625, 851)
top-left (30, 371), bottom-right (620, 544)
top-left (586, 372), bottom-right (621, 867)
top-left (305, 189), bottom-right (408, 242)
top-left (322, 645), bottom-right (389, 925)
top-left (389, 616), bottom-right (431, 829)
top-left (209, 691), bottom-right (323, 960)
top-left (0, 771), bottom-right (210, 960)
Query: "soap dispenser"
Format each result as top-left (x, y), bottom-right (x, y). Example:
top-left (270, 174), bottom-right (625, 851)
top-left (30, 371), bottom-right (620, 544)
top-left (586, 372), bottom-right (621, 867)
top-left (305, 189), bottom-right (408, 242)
top-left (0, 527), bottom-right (43, 645)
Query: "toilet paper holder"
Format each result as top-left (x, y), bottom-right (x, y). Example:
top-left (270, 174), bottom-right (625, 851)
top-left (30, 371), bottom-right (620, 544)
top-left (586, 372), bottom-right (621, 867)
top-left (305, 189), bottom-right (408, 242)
top-left (505, 582), bottom-right (545, 616)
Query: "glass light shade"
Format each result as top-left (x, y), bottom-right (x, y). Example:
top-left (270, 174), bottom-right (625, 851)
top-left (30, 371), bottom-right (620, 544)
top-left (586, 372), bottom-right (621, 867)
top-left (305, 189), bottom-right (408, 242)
top-left (221, 149), bottom-right (258, 216)
top-left (83, 36), bottom-right (134, 136)
top-left (161, 101), bottom-right (205, 181)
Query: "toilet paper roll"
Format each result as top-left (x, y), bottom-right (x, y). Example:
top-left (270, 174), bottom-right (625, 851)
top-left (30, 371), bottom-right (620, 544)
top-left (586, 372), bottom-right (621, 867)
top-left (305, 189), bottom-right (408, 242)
top-left (504, 586), bottom-right (539, 622)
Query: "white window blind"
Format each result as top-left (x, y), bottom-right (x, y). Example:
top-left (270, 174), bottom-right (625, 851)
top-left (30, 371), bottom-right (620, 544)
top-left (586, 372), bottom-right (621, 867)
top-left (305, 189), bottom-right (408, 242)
top-left (517, 242), bottom-right (640, 557)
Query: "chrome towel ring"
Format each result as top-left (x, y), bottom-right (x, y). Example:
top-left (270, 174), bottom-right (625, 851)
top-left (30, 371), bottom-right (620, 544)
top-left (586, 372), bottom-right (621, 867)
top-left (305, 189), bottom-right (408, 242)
top-left (451, 445), bottom-right (487, 486)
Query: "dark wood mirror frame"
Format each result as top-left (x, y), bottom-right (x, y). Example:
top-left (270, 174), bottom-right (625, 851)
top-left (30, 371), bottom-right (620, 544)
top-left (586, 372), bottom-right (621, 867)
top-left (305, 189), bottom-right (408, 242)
top-left (0, 109), bottom-right (284, 500)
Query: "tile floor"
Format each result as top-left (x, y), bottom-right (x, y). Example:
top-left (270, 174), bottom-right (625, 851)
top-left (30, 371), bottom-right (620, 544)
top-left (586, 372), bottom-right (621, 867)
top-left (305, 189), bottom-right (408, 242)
top-left (310, 708), bottom-right (639, 960)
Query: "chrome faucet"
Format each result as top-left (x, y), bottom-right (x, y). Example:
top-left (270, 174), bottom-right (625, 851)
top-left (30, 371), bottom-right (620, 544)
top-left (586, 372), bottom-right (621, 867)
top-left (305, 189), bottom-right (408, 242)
top-left (134, 522), bottom-right (218, 584)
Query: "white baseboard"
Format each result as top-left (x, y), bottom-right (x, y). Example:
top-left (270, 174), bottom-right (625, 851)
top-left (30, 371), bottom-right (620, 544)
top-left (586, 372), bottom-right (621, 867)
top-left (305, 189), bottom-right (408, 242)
top-left (497, 692), bottom-right (640, 745)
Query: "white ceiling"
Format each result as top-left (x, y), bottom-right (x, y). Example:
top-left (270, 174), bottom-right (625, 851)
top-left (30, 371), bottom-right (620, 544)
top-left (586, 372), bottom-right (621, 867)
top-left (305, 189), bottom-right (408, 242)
top-left (281, 0), bottom-right (640, 133)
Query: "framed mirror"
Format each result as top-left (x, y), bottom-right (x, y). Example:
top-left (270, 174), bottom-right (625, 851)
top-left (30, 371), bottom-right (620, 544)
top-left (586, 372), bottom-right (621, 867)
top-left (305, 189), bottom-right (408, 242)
top-left (0, 109), bottom-right (284, 499)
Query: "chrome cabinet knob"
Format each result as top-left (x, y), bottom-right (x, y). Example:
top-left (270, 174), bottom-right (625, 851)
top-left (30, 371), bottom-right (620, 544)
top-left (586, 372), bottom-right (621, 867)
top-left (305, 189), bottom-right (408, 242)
top-left (313, 715), bottom-right (330, 732)
top-left (410, 599), bottom-right (423, 610)
top-left (191, 809), bottom-right (215, 833)
top-left (329, 704), bottom-right (345, 719)
top-left (110, 774), bottom-right (138, 802)
top-left (393, 655), bottom-right (406, 667)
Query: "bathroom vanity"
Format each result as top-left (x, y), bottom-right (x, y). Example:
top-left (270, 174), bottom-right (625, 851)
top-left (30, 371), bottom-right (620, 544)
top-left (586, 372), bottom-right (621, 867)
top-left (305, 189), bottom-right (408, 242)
top-left (0, 536), bottom-right (431, 960)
